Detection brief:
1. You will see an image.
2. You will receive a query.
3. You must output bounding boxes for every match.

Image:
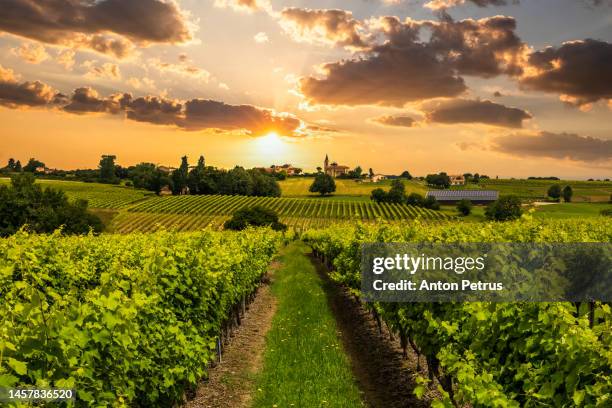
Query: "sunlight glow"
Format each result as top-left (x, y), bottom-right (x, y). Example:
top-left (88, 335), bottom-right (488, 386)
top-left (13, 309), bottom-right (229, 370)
top-left (256, 131), bottom-right (285, 155)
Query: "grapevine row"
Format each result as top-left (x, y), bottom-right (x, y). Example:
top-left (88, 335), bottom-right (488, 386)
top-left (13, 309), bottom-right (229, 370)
top-left (303, 218), bottom-right (612, 407)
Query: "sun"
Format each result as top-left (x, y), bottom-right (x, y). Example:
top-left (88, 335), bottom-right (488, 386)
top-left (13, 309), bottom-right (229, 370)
top-left (256, 131), bottom-right (285, 155)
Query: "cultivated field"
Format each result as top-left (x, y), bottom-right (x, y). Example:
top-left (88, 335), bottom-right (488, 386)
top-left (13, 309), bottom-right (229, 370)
top-left (279, 177), bottom-right (427, 198)
top-left (0, 177), bottom-right (152, 208)
top-left (468, 179), bottom-right (612, 202)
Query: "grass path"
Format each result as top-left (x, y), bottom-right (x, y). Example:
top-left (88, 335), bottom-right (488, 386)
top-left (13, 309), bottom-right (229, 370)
top-left (252, 242), bottom-right (365, 408)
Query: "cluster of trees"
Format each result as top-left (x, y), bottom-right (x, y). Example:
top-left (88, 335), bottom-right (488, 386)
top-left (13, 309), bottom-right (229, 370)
top-left (371, 180), bottom-right (440, 210)
top-left (425, 173), bottom-right (451, 189)
top-left (1, 158), bottom-right (46, 174)
top-left (224, 206), bottom-right (287, 231)
top-left (131, 156), bottom-right (281, 197)
top-left (528, 176), bottom-right (560, 180)
top-left (0, 174), bottom-right (103, 237)
top-left (547, 184), bottom-right (573, 202)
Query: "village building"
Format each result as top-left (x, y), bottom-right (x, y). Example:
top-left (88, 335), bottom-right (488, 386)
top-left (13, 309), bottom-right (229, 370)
top-left (370, 174), bottom-right (387, 183)
top-left (324, 155), bottom-right (349, 178)
top-left (260, 164), bottom-right (301, 176)
top-left (449, 175), bottom-right (466, 185)
top-left (157, 166), bottom-right (177, 174)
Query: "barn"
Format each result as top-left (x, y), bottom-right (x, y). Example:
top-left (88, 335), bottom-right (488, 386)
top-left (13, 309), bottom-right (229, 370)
top-left (426, 190), bottom-right (499, 205)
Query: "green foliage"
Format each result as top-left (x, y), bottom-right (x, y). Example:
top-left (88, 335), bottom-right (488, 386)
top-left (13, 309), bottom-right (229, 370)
top-left (128, 162), bottom-right (172, 194)
top-left (456, 199), bottom-right (473, 216)
top-left (309, 173), bottom-right (336, 196)
top-left (486, 195), bottom-right (523, 221)
top-left (548, 184), bottom-right (562, 201)
top-left (562, 185), bottom-right (573, 202)
top-left (406, 192), bottom-right (425, 206)
top-left (426, 173), bottom-right (451, 189)
top-left (22, 158), bottom-right (45, 173)
top-left (171, 156), bottom-right (190, 194)
top-left (224, 206), bottom-right (287, 231)
top-left (400, 170), bottom-right (412, 180)
top-left (0, 228), bottom-right (281, 406)
top-left (98, 155), bottom-right (119, 184)
top-left (423, 195), bottom-right (440, 210)
top-left (0, 174), bottom-right (103, 236)
top-left (601, 208), bottom-right (612, 217)
top-left (303, 218), bottom-right (612, 407)
top-left (370, 179), bottom-right (405, 204)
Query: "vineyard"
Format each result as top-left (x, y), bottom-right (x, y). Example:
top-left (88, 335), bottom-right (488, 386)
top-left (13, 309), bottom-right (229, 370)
top-left (303, 217), bottom-right (612, 407)
top-left (127, 194), bottom-right (448, 220)
top-left (0, 228), bottom-right (282, 406)
top-left (0, 178), bottom-right (152, 209)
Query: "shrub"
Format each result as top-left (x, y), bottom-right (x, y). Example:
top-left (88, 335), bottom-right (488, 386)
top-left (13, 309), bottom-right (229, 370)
top-left (370, 188), bottom-right (387, 203)
top-left (600, 208), bottom-right (612, 217)
top-left (562, 185), bottom-right (573, 202)
top-left (406, 192), bottom-right (425, 206)
top-left (224, 206), bottom-right (287, 231)
top-left (0, 173), bottom-right (103, 236)
top-left (485, 195), bottom-right (523, 221)
top-left (423, 196), bottom-right (440, 210)
top-left (456, 199), bottom-right (473, 216)
top-left (547, 184), bottom-right (562, 201)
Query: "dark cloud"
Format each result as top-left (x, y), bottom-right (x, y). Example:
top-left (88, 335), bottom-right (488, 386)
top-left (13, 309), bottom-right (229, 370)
top-left (300, 43), bottom-right (467, 106)
top-left (425, 98), bottom-right (531, 128)
top-left (425, 0), bottom-right (515, 10)
top-left (373, 115), bottom-right (416, 127)
top-left (492, 131), bottom-right (612, 162)
top-left (63, 87), bottom-right (128, 114)
top-left (299, 15), bottom-right (526, 106)
top-left (0, 65), bottom-right (58, 107)
top-left (520, 39), bottom-right (612, 106)
top-left (0, 0), bottom-right (192, 57)
top-left (180, 100), bottom-right (301, 136)
top-left (0, 67), bottom-right (302, 136)
top-left (279, 8), bottom-right (367, 49)
top-left (126, 96), bottom-right (183, 125)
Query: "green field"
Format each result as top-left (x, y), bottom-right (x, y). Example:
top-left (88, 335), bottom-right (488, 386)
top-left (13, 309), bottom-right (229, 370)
top-left (279, 177), bottom-right (427, 199)
top-left (0, 177), bottom-right (152, 208)
top-left (532, 202), bottom-right (612, 219)
top-left (465, 179), bottom-right (612, 202)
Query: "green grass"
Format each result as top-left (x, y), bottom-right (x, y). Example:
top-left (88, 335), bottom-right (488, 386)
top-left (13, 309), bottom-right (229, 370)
top-left (253, 242), bottom-right (364, 408)
top-left (279, 177), bottom-right (427, 198)
top-left (439, 205), bottom-right (487, 222)
top-left (532, 203), bottom-right (612, 219)
top-left (474, 179), bottom-right (612, 202)
top-left (0, 177), bottom-right (152, 208)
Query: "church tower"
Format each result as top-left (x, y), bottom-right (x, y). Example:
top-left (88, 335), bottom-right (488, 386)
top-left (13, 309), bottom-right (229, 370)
top-left (324, 154), bottom-right (329, 171)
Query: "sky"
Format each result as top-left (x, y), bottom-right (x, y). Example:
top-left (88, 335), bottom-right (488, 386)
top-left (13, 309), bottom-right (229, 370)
top-left (0, 0), bottom-right (611, 178)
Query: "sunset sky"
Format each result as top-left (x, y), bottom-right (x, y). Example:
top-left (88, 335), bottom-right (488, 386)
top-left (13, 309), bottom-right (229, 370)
top-left (0, 0), bottom-right (611, 178)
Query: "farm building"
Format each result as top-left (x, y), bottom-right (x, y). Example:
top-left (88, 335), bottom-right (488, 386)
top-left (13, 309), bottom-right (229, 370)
top-left (449, 175), bottom-right (466, 185)
top-left (426, 190), bottom-right (499, 204)
top-left (370, 174), bottom-right (387, 182)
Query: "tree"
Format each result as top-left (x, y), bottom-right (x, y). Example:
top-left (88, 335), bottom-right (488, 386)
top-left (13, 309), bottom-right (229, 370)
top-left (7, 158), bottom-right (15, 170)
top-left (400, 170), bottom-right (412, 180)
top-left (98, 155), bottom-right (118, 183)
top-left (0, 173), bottom-right (103, 236)
top-left (309, 173), bottom-right (336, 196)
top-left (224, 206), bottom-right (286, 231)
top-left (485, 195), bottom-right (523, 221)
top-left (562, 185), bottom-right (573, 203)
top-left (188, 155), bottom-right (206, 194)
top-left (369, 168), bottom-right (374, 178)
top-left (456, 199), bottom-right (473, 216)
top-left (348, 166), bottom-right (363, 179)
top-left (387, 179), bottom-right (406, 203)
top-left (250, 170), bottom-right (281, 197)
top-left (425, 173), bottom-right (451, 189)
top-left (316, 166), bottom-right (323, 173)
top-left (547, 184), bottom-right (562, 201)
top-left (171, 156), bottom-right (189, 194)
top-left (473, 173), bottom-right (480, 184)
top-left (370, 188), bottom-right (388, 203)
top-left (423, 196), bottom-right (440, 210)
top-left (14, 160), bottom-right (22, 172)
top-left (406, 192), bottom-right (424, 206)
top-left (23, 158), bottom-right (45, 173)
